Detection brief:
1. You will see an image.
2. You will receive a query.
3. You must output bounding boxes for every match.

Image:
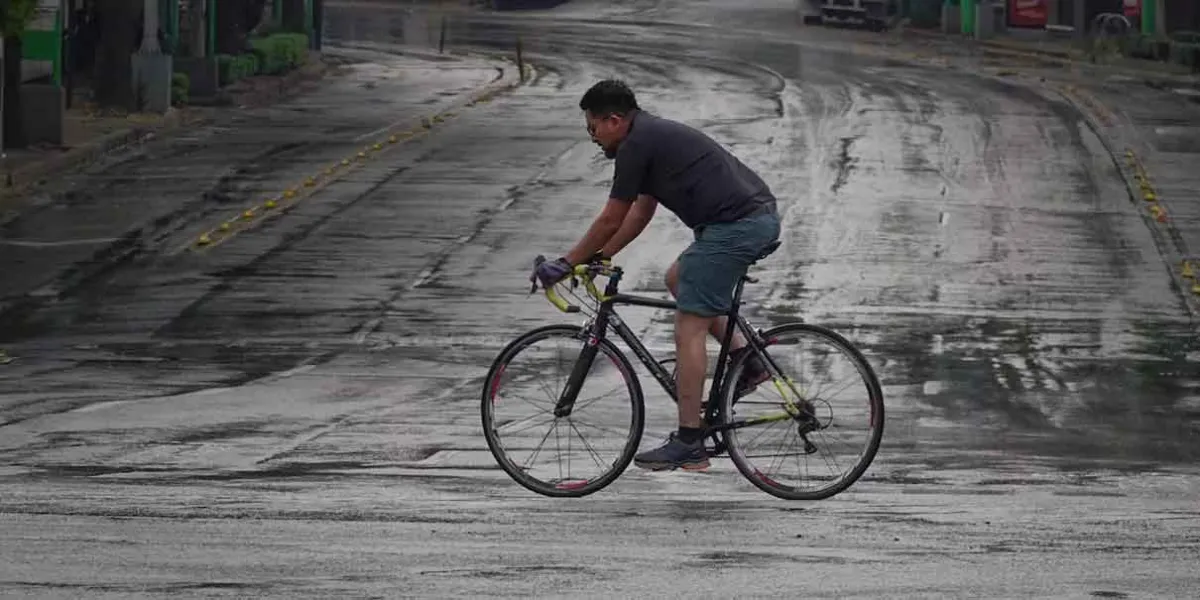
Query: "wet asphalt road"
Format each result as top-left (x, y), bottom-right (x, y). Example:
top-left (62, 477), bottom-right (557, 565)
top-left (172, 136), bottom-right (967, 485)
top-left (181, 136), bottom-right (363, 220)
top-left (3, 0), bottom-right (1200, 596)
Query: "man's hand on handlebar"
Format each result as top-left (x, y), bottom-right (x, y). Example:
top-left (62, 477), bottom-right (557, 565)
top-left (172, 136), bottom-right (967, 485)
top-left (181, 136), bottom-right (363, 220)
top-left (530, 255), bottom-right (572, 290)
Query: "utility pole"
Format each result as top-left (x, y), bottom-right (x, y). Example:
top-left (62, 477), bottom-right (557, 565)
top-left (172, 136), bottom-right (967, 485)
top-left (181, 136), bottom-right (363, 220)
top-left (1, 0), bottom-right (8, 160)
top-left (132, 0), bottom-right (173, 112)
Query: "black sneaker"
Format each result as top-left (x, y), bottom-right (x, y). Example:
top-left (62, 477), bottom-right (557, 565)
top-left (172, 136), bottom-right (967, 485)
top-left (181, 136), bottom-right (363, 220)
top-left (633, 432), bottom-right (710, 471)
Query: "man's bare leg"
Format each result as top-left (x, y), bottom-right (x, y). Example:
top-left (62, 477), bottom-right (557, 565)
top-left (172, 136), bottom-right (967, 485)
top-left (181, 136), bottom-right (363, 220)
top-left (674, 310), bottom-right (713, 430)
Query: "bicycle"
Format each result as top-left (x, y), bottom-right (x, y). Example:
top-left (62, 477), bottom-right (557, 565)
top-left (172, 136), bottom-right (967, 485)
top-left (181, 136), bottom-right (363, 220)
top-left (480, 240), bottom-right (885, 500)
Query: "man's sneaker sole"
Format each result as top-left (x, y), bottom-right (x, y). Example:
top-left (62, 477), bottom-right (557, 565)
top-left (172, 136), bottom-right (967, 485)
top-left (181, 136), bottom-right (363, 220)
top-left (634, 457), bottom-right (711, 472)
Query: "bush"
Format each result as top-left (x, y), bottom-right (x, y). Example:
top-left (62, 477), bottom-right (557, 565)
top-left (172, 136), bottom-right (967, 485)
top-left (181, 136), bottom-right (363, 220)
top-left (217, 53), bottom-right (261, 86)
top-left (172, 72), bottom-right (190, 106)
top-left (249, 33), bottom-right (310, 76)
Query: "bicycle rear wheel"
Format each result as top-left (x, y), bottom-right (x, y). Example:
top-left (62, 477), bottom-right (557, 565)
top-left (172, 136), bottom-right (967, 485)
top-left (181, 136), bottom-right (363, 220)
top-left (481, 324), bottom-right (645, 497)
top-left (721, 322), bottom-right (884, 500)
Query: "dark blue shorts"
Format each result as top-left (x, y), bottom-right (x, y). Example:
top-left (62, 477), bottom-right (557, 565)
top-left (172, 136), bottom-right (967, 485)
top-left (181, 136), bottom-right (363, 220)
top-left (677, 211), bottom-right (781, 317)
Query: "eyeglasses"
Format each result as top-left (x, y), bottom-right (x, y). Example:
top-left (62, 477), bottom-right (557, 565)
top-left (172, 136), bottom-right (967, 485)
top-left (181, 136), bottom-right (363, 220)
top-left (586, 113), bottom-right (618, 138)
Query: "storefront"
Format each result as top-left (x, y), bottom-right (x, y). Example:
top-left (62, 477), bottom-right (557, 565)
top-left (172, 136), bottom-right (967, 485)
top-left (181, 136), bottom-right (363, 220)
top-left (1008, 0), bottom-right (1048, 27)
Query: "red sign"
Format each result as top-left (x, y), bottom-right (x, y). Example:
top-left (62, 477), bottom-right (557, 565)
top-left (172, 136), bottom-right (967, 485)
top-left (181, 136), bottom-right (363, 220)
top-left (1009, 0), bottom-right (1048, 27)
top-left (1123, 0), bottom-right (1141, 18)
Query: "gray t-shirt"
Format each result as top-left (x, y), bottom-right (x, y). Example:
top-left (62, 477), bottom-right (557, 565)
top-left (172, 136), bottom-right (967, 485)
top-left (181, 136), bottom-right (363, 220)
top-left (608, 110), bottom-right (777, 229)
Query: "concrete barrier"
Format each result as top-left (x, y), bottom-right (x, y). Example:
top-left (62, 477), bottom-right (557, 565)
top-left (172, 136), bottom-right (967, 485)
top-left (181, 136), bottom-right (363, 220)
top-left (19, 84), bottom-right (64, 146)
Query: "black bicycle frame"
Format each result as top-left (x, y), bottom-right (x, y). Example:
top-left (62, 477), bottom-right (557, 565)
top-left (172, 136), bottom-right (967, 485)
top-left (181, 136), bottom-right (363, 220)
top-left (552, 268), bottom-right (782, 425)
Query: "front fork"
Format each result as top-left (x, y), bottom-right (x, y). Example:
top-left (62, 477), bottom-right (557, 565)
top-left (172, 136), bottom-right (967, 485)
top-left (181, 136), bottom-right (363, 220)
top-left (553, 322), bottom-right (602, 418)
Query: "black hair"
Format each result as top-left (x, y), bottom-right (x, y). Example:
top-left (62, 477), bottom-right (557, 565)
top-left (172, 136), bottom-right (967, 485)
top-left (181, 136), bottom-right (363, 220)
top-left (579, 79), bottom-right (640, 116)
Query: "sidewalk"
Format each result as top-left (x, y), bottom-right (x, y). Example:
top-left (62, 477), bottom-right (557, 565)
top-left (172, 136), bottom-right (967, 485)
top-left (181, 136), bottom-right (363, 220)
top-left (895, 25), bottom-right (1200, 90)
top-left (0, 46), bottom-right (521, 330)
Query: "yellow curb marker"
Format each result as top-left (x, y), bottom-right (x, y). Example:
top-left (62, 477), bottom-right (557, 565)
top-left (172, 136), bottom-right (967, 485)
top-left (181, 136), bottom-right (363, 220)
top-left (1152, 205), bottom-right (1167, 223)
top-left (1182, 261), bottom-right (1195, 280)
top-left (189, 58), bottom-right (529, 252)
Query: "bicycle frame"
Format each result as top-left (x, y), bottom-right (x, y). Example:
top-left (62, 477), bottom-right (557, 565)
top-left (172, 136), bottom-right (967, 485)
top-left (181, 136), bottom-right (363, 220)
top-left (544, 262), bottom-right (809, 436)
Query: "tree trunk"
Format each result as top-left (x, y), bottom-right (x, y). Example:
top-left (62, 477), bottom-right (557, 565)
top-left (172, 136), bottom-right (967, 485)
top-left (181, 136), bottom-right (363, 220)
top-left (3, 36), bottom-right (25, 149)
top-left (93, 0), bottom-right (141, 110)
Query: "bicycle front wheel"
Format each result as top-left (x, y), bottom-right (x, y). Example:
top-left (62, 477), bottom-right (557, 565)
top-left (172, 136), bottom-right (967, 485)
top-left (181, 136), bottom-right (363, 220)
top-left (721, 322), bottom-right (884, 500)
top-left (481, 324), bottom-right (645, 497)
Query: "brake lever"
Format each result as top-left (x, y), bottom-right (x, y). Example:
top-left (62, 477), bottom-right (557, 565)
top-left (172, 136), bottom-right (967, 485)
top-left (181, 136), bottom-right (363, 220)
top-left (529, 254), bottom-right (546, 294)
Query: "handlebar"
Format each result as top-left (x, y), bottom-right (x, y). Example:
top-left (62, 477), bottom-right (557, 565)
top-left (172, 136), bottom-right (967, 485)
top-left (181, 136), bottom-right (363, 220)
top-left (530, 257), bottom-right (621, 313)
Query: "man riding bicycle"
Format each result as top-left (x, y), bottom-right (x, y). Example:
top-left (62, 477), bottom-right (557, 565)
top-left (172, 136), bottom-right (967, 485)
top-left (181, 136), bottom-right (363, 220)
top-left (531, 79), bottom-right (782, 471)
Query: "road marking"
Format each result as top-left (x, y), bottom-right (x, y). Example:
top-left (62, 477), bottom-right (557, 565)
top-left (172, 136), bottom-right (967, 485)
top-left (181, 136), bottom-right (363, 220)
top-left (0, 237), bottom-right (119, 248)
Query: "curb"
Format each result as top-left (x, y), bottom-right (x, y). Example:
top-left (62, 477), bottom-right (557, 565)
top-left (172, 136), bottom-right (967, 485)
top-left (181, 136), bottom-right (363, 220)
top-left (211, 53), bottom-right (334, 109)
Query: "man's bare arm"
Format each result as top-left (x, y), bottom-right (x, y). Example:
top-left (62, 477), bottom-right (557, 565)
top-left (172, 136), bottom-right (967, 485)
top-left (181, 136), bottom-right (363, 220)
top-left (564, 197), bottom-right (633, 265)
top-left (601, 194), bottom-right (657, 258)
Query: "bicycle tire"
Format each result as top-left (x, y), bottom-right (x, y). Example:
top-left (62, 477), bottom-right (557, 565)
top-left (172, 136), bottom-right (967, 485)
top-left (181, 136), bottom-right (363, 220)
top-left (481, 324), bottom-right (645, 498)
top-left (721, 322), bottom-right (884, 501)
